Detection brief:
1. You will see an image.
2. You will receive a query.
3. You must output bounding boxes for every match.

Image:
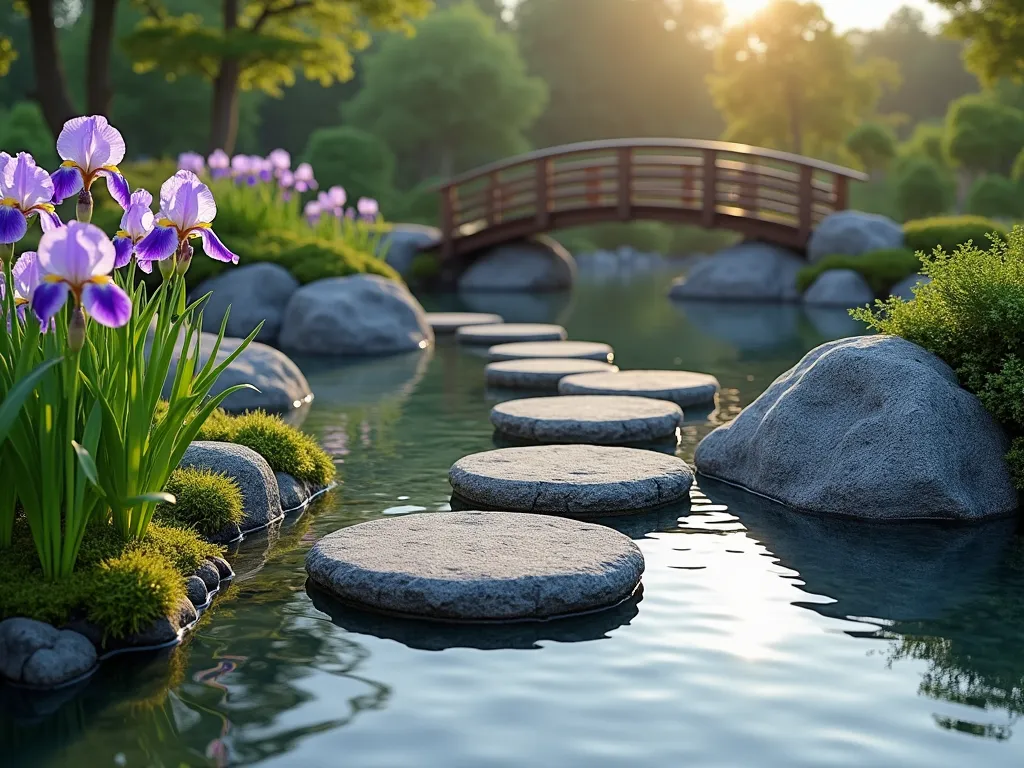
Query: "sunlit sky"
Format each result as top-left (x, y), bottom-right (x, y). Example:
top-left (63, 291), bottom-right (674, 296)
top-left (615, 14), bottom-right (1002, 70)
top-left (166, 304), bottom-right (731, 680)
top-left (722, 0), bottom-right (947, 31)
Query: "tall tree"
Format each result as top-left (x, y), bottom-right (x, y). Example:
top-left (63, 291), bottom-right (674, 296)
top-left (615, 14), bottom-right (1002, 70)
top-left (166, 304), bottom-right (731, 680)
top-left (931, 0), bottom-right (1024, 84)
top-left (123, 0), bottom-right (430, 153)
top-left (344, 3), bottom-right (548, 182)
top-left (516, 0), bottom-right (725, 148)
top-left (708, 0), bottom-right (898, 157)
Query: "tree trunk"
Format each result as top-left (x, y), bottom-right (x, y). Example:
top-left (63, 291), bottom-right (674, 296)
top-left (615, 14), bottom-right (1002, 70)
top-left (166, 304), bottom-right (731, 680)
top-left (208, 0), bottom-right (241, 153)
top-left (86, 0), bottom-right (120, 117)
top-left (25, 0), bottom-right (75, 139)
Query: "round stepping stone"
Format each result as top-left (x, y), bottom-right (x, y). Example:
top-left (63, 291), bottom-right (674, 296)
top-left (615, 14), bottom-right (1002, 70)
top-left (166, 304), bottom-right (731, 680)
top-left (486, 359), bottom-right (618, 391)
top-left (427, 312), bottom-right (504, 334)
top-left (491, 395), bottom-right (682, 444)
top-left (449, 445), bottom-right (694, 517)
top-left (457, 323), bottom-right (567, 345)
top-left (305, 511), bottom-right (644, 622)
top-left (488, 340), bottom-right (614, 363)
top-left (558, 369), bottom-right (720, 407)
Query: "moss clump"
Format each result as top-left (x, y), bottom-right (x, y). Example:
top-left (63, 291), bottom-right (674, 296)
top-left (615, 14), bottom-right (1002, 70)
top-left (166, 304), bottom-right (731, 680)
top-left (903, 215), bottom-right (1008, 256)
top-left (0, 520), bottom-right (219, 639)
top-left (797, 248), bottom-right (922, 295)
top-left (157, 467), bottom-right (244, 537)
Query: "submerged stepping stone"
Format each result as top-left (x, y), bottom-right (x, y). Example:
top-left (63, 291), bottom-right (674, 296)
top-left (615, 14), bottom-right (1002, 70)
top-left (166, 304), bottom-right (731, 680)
top-left (559, 369), bottom-right (720, 407)
top-left (449, 445), bottom-right (694, 517)
top-left (488, 340), bottom-right (614, 363)
top-left (305, 511), bottom-right (644, 622)
top-left (486, 359), bottom-right (618, 391)
top-left (427, 312), bottom-right (504, 334)
top-left (457, 323), bottom-right (567, 345)
top-left (491, 395), bottom-right (682, 444)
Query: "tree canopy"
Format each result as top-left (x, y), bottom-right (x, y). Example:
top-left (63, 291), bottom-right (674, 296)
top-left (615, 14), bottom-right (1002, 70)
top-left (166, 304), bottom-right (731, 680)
top-left (931, 0), bottom-right (1024, 84)
top-left (708, 0), bottom-right (898, 157)
top-left (344, 2), bottom-right (548, 181)
top-left (943, 94), bottom-right (1024, 175)
top-left (846, 122), bottom-right (897, 173)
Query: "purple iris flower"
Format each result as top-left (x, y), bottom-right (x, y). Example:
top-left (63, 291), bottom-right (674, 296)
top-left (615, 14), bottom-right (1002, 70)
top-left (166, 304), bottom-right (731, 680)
top-left (327, 186), bottom-right (347, 209)
top-left (178, 151), bottom-right (206, 175)
top-left (208, 149), bottom-right (230, 180)
top-left (11, 250), bottom-right (42, 323)
top-left (0, 152), bottom-right (62, 244)
top-left (268, 149), bottom-right (291, 174)
top-left (113, 189), bottom-right (156, 272)
top-left (303, 200), bottom-right (322, 224)
top-left (135, 170), bottom-right (238, 270)
top-left (31, 221), bottom-right (132, 328)
top-left (357, 197), bottom-right (379, 221)
top-left (50, 116), bottom-right (130, 209)
top-left (293, 162), bottom-right (317, 193)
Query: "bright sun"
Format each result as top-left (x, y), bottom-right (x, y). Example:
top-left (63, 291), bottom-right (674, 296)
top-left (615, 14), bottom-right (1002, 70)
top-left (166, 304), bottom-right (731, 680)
top-left (722, 0), bottom-right (773, 24)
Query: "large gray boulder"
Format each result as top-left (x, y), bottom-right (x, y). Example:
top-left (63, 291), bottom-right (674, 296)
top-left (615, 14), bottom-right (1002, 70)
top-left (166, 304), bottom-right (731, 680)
top-left (180, 441), bottom-right (283, 533)
top-left (694, 335), bottom-right (1018, 521)
top-left (194, 263), bottom-right (299, 344)
top-left (668, 242), bottom-right (804, 301)
top-left (377, 223), bottom-right (441, 278)
top-left (459, 236), bottom-right (576, 292)
top-left (306, 511), bottom-right (644, 621)
top-left (891, 273), bottom-right (932, 300)
top-left (0, 618), bottom-right (97, 688)
top-left (164, 333), bottom-right (312, 414)
top-left (808, 210), bottom-right (904, 263)
top-left (279, 275), bottom-right (433, 356)
top-left (802, 269), bottom-right (875, 308)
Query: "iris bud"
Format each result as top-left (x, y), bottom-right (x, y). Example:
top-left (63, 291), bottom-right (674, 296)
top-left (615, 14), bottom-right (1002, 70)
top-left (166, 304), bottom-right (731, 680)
top-left (158, 254), bottom-right (177, 281)
top-left (76, 189), bottom-right (94, 224)
top-left (68, 307), bottom-right (87, 353)
top-left (175, 242), bottom-right (193, 277)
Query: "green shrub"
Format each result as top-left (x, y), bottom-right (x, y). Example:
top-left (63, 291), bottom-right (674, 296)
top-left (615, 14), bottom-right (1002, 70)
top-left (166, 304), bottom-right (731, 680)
top-left (900, 123), bottom-right (947, 167)
top-left (88, 550), bottom-right (185, 640)
top-left (797, 248), bottom-right (921, 295)
top-left (846, 122), bottom-right (897, 173)
top-left (852, 225), bottom-right (1024, 487)
top-left (389, 179), bottom-right (442, 226)
top-left (893, 156), bottom-right (954, 221)
top-left (409, 252), bottom-right (442, 284)
top-left (302, 126), bottom-right (398, 205)
top-left (966, 174), bottom-right (1023, 219)
top-left (903, 215), bottom-right (1008, 255)
top-left (157, 468), bottom-right (244, 537)
top-left (0, 101), bottom-right (59, 170)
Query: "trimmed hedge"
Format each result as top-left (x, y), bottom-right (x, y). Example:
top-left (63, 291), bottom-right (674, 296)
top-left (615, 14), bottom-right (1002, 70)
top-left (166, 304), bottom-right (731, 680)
top-left (797, 248), bottom-right (921, 295)
top-left (903, 216), bottom-right (1008, 256)
top-left (966, 174), bottom-right (1023, 219)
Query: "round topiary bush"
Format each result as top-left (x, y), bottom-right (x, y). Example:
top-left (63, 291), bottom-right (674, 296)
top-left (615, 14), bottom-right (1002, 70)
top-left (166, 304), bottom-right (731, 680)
top-left (966, 174), bottom-right (1022, 219)
top-left (157, 467), bottom-right (244, 537)
top-left (893, 155), bottom-right (953, 221)
top-left (302, 125), bottom-right (397, 205)
top-left (903, 215), bottom-right (1009, 255)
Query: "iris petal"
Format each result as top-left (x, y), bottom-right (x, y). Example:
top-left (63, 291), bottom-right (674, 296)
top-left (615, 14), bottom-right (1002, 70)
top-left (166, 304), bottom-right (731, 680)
top-left (31, 280), bottom-right (70, 325)
top-left (113, 235), bottom-right (133, 269)
top-left (37, 209), bottom-right (63, 233)
top-left (137, 258), bottom-right (152, 274)
top-left (99, 169), bottom-right (130, 209)
top-left (199, 228), bottom-right (238, 264)
top-left (51, 166), bottom-right (84, 204)
top-left (135, 224), bottom-right (178, 264)
top-left (0, 206), bottom-right (27, 244)
top-left (82, 280), bottom-right (132, 327)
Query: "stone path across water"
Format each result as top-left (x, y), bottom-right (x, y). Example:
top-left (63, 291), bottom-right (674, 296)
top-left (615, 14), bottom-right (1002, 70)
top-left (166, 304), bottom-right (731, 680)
top-left (305, 511), bottom-right (644, 621)
top-left (558, 369), bottom-right (720, 407)
top-left (488, 340), bottom-right (614, 363)
top-left (449, 445), bottom-right (694, 517)
top-left (457, 323), bottom-right (567, 345)
top-left (485, 359), bottom-right (618, 391)
top-left (427, 312), bottom-right (504, 334)
top-left (491, 395), bottom-right (682, 445)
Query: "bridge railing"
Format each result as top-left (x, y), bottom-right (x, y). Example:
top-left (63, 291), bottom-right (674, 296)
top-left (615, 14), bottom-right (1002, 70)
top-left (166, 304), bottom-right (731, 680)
top-left (435, 139), bottom-right (867, 259)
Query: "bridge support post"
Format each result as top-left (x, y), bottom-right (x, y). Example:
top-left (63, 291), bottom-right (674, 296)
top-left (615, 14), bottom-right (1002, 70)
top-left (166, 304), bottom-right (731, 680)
top-left (701, 149), bottom-right (717, 228)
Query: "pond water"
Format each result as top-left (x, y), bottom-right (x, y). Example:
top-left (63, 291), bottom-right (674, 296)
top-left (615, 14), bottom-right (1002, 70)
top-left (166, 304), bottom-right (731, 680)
top-left (6, 275), bottom-right (1024, 767)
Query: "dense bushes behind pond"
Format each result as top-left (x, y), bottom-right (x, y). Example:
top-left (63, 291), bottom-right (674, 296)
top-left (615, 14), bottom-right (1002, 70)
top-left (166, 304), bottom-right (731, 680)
top-left (853, 226), bottom-right (1024, 487)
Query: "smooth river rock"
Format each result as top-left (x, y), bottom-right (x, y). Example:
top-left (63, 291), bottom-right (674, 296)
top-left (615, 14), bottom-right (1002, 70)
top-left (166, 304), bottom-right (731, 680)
top-left (279, 274), bottom-right (433, 356)
top-left (491, 395), bottom-right (683, 444)
top-left (668, 242), bottom-right (804, 301)
top-left (694, 335), bottom-right (1018, 521)
top-left (305, 511), bottom-right (644, 621)
top-left (427, 312), bottom-right (504, 334)
top-left (195, 262), bottom-right (299, 344)
top-left (808, 210), bottom-right (904, 263)
top-left (485, 359), bottom-right (619, 391)
top-left (378, 223), bottom-right (441, 278)
top-left (458, 236), bottom-right (576, 292)
top-left (802, 269), bottom-right (875, 308)
top-left (457, 323), bottom-right (567, 345)
top-left (488, 340), bottom-right (614, 363)
top-left (558, 370), bottom-right (720, 407)
top-left (0, 618), bottom-right (97, 688)
top-left (180, 442), bottom-right (284, 533)
top-left (449, 445), bottom-right (694, 517)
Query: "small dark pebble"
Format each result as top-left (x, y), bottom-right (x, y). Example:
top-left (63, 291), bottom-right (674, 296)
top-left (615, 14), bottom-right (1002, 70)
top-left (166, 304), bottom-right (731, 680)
top-left (194, 561), bottom-right (221, 592)
top-left (207, 555), bottom-right (234, 580)
top-left (184, 575), bottom-right (209, 609)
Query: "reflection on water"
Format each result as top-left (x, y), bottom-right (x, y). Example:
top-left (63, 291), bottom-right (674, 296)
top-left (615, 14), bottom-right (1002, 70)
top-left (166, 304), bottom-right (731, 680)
top-left (8, 276), bottom-right (1024, 767)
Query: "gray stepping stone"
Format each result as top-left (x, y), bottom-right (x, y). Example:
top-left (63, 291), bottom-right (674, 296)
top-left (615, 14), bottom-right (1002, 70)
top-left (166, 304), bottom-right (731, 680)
top-left (305, 511), bottom-right (644, 621)
top-left (488, 340), bottom-right (614, 363)
top-left (449, 445), bottom-right (694, 517)
top-left (486, 359), bottom-right (618, 391)
top-left (491, 395), bottom-right (682, 444)
top-left (427, 312), bottom-right (504, 334)
top-left (457, 323), bottom-right (567, 345)
top-left (558, 369), bottom-right (720, 407)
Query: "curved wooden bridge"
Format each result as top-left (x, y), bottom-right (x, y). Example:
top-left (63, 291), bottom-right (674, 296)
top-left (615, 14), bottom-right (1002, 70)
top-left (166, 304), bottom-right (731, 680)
top-left (431, 139), bottom-right (867, 262)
